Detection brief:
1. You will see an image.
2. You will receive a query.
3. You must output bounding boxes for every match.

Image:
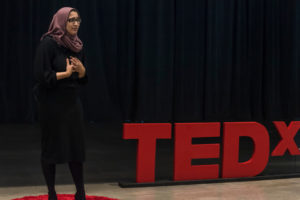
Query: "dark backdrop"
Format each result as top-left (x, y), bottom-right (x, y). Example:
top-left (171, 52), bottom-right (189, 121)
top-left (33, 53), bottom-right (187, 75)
top-left (1, 0), bottom-right (300, 123)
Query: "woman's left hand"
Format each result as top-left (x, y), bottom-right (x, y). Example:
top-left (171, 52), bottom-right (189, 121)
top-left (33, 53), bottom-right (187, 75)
top-left (70, 56), bottom-right (86, 78)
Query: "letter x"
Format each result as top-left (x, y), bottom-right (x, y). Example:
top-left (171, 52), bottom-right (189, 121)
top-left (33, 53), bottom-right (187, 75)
top-left (272, 121), bottom-right (300, 156)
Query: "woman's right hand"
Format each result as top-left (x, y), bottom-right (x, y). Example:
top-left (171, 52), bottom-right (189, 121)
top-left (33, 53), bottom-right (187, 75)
top-left (65, 58), bottom-right (74, 77)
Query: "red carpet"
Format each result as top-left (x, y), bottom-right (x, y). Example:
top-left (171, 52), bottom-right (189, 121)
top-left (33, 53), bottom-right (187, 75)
top-left (12, 194), bottom-right (119, 200)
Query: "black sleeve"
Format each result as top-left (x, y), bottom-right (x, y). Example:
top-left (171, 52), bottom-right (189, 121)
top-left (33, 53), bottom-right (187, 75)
top-left (34, 38), bottom-right (57, 88)
top-left (78, 49), bottom-right (88, 85)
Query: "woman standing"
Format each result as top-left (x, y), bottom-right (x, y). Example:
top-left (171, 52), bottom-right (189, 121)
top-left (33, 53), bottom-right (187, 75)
top-left (34, 7), bottom-right (88, 200)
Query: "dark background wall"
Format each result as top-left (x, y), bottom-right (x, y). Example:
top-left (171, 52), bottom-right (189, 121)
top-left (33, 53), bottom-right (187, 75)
top-left (1, 0), bottom-right (300, 124)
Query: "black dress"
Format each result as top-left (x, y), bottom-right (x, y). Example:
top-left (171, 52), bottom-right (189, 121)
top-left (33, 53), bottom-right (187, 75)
top-left (34, 36), bottom-right (88, 164)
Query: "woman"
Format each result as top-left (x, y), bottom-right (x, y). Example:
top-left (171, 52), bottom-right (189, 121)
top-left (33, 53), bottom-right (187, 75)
top-left (34, 7), bottom-right (88, 200)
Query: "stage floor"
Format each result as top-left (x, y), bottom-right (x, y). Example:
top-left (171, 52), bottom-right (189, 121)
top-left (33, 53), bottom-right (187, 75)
top-left (1, 178), bottom-right (300, 200)
top-left (1, 122), bottom-right (300, 199)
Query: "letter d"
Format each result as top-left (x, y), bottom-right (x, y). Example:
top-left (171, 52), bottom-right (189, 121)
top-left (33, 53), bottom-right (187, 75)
top-left (222, 122), bottom-right (269, 178)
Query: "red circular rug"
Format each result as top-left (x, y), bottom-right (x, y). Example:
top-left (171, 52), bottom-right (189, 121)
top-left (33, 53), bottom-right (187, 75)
top-left (11, 194), bottom-right (119, 200)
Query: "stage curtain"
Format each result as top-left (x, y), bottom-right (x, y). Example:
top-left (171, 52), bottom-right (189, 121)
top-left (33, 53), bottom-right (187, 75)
top-left (0, 0), bottom-right (298, 123)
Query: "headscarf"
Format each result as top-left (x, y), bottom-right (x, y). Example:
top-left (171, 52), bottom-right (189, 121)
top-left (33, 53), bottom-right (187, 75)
top-left (41, 7), bottom-right (83, 53)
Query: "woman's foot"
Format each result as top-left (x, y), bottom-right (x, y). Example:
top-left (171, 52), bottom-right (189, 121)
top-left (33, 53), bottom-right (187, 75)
top-left (48, 191), bottom-right (57, 200)
top-left (75, 190), bottom-right (86, 200)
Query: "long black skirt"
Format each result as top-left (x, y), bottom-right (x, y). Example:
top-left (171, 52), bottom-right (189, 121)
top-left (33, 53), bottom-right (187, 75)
top-left (38, 88), bottom-right (86, 164)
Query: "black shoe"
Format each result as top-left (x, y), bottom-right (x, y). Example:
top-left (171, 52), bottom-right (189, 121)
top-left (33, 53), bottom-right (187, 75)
top-left (75, 191), bottom-right (86, 200)
top-left (48, 191), bottom-right (57, 200)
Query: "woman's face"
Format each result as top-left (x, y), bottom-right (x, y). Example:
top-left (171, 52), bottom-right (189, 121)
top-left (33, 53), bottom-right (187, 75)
top-left (66, 11), bottom-right (81, 36)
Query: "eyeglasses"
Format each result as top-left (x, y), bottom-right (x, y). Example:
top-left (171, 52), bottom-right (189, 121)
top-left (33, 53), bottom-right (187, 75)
top-left (67, 17), bottom-right (82, 24)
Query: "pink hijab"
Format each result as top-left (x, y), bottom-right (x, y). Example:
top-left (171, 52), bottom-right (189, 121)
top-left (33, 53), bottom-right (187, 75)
top-left (41, 7), bottom-right (83, 53)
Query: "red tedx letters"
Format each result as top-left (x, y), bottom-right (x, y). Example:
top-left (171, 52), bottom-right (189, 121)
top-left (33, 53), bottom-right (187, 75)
top-left (123, 121), bottom-right (300, 183)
